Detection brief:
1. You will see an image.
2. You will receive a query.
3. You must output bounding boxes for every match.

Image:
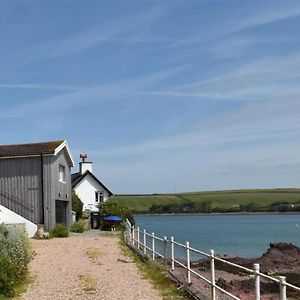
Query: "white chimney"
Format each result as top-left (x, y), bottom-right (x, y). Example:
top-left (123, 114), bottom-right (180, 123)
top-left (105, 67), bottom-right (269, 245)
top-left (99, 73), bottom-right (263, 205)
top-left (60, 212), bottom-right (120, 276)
top-left (79, 153), bottom-right (93, 174)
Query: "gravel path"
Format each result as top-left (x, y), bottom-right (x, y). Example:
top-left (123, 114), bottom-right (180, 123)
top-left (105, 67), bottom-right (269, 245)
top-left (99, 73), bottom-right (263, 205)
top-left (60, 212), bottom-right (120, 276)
top-left (22, 235), bottom-right (162, 300)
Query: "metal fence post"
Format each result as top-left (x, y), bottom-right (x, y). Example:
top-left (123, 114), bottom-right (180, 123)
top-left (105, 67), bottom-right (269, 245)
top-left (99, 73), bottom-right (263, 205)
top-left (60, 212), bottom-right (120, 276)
top-left (143, 229), bottom-right (147, 255)
top-left (152, 232), bottom-right (155, 261)
top-left (171, 236), bottom-right (175, 271)
top-left (163, 236), bottom-right (168, 264)
top-left (132, 226), bottom-right (135, 246)
top-left (210, 249), bottom-right (216, 300)
top-left (253, 263), bottom-right (260, 300)
top-left (137, 227), bottom-right (140, 250)
top-left (279, 276), bottom-right (287, 300)
top-left (186, 242), bottom-right (191, 284)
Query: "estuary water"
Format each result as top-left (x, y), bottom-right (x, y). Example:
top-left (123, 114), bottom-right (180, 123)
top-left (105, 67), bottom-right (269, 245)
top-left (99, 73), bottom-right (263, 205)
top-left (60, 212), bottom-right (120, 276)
top-left (134, 214), bottom-right (300, 258)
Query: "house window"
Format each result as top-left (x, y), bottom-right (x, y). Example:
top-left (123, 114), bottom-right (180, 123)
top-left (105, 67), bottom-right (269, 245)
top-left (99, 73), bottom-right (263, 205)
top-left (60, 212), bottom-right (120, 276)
top-left (95, 191), bottom-right (104, 203)
top-left (59, 165), bottom-right (66, 183)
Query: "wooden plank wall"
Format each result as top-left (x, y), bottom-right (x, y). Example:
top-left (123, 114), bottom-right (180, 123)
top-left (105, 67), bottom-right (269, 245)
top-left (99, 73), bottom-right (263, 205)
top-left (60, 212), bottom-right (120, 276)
top-left (0, 149), bottom-right (72, 230)
top-left (0, 157), bottom-right (41, 223)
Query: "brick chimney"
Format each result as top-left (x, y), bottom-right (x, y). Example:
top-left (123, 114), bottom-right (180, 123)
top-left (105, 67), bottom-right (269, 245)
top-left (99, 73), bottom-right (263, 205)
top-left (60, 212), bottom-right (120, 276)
top-left (79, 153), bottom-right (93, 174)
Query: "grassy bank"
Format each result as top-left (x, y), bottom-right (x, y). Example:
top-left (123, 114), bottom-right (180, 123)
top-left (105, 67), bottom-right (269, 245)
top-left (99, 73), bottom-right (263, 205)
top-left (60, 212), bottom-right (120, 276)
top-left (111, 188), bottom-right (300, 213)
top-left (119, 236), bottom-right (190, 299)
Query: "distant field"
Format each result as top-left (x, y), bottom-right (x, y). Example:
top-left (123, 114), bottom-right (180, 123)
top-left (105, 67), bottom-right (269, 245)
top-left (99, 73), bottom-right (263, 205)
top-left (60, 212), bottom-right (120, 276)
top-left (110, 188), bottom-right (300, 213)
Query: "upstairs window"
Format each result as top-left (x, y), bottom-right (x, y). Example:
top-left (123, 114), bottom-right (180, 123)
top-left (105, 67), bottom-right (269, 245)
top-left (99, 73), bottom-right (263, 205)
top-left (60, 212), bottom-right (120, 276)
top-left (59, 165), bottom-right (66, 183)
top-left (95, 191), bottom-right (104, 203)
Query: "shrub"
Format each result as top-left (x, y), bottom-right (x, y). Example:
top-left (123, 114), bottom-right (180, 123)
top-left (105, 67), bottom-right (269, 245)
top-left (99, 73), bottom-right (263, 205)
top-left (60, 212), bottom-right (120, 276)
top-left (0, 224), bottom-right (32, 296)
top-left (70, 220), bottom-right (85, 233)
top-left (99, 201), bottom-right (135, 231)
top-left (50, 223), bottom-right (69, 238)
top-left (72, 191), bottom-right (83, 220)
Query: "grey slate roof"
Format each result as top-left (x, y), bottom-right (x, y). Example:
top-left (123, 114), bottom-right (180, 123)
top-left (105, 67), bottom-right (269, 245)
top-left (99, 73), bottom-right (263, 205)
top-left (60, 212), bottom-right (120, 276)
top-left (0, 140), bottom-right (64, 157)
top-left (71, 170), bottom-right (113, 196)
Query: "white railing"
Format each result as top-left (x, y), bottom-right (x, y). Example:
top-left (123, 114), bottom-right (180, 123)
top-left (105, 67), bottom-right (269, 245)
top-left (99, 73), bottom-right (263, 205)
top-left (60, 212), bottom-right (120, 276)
top-left (124, 219), bottom-right (300, 300)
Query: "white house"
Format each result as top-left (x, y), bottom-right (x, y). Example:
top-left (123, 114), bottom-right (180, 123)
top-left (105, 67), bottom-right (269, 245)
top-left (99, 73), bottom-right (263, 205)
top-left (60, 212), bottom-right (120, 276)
top-left (71, 154), bottom-right (113, 229)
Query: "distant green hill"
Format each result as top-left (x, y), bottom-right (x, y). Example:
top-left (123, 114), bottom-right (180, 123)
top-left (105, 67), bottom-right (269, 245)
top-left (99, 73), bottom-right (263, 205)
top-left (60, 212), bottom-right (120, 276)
top-left (110, 188), bottom-right (300, 214)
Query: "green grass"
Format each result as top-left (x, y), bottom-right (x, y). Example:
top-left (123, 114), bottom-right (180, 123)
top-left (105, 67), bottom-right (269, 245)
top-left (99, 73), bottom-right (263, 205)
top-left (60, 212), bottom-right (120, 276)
top-left (111, 188), bottom-right (300, 213)
top-left (119, 237), bottom-right (190, 299)
top-left (0, 273), bottom-right (34, 300)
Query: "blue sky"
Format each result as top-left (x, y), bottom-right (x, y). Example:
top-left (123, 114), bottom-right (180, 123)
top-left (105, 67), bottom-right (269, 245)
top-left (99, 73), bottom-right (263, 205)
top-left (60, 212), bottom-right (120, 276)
top-left (1, 1), bottom-right (300, 194)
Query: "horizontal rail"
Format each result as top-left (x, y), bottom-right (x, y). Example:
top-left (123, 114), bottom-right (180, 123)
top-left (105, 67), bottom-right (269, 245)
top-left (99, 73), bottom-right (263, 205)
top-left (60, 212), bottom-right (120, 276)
top-left (214, 256), bottom-right (255, 274)
top-left (173, 259), bottom-right (186, 269)
top-left (214, 285), bottom-right (241, 300)
top-left (131, 236), bottom-right (165, 259)
top-left (173, 240), bottom-right (186, 248)
top-left (134, 228), bottom-right (166, 242)
top-left (285, 281), bottom-right (300, 292)
top-left (124, 219), bottom-right (300, 300)
top-left (189, 245), bottom-right (211, 258)
top-left (189, 268), bottom-right (211, 284)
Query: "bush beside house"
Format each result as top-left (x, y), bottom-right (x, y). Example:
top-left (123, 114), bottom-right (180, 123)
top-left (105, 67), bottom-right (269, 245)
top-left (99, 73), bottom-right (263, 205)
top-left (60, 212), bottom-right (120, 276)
top-left (0, 224), bottom-right (32, 296)
top-left (72, 191), bottom-right (83, 221)
top-left (50, 223), bottom-right (69, 238)
top-left (70, 219), bottom-right (86, 233)
top-left (99, 201), bottom-right (135, 230)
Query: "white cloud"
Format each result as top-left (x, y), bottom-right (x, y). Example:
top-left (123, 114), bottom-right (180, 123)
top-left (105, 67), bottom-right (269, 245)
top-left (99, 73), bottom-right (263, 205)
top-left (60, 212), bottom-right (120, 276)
top-left (142, 51), bottom-right (300, 103)
top-left (0, 66), bottom-right (184, 119)
top-left (3, 4), bottom-right (173, 69)
top-left (0, 83), bottom-right (82, 91)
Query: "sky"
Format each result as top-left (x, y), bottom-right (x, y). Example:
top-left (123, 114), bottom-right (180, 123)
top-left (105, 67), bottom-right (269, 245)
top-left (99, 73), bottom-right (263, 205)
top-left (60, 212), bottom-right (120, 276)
top-left (1, 0), bottom-right (300, 194)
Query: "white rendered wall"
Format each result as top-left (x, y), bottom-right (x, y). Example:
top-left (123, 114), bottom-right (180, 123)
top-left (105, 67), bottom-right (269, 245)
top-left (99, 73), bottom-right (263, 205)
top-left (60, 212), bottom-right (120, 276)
top-left (74, 175), bottom-right (109, 212)
top-left (79, 162), bottom-right (93, 174)
top-left (0, 204), bottom-right (38, 237)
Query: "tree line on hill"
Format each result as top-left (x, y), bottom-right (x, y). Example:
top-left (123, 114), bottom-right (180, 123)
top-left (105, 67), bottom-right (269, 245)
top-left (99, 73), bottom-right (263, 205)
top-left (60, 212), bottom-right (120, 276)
top-left (147, 201), bottom-right (300, 214)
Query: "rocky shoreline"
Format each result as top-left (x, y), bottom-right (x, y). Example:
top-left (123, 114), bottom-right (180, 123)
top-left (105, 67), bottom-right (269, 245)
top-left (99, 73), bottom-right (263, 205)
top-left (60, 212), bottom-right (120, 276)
top-left (192, 243), bottom-right (300, 298)
top-left (166, 243), bottom-right (300, 299)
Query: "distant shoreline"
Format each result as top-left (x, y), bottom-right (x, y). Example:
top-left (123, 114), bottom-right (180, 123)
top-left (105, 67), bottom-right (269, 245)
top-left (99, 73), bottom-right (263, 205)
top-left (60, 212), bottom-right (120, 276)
top-left (134, 211), bottom-right (300, 216)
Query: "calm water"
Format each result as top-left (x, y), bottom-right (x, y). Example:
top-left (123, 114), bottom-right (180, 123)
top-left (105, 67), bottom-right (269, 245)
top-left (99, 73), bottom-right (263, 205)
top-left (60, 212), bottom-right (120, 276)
top-left (134, 214), bottom-right (300, 258)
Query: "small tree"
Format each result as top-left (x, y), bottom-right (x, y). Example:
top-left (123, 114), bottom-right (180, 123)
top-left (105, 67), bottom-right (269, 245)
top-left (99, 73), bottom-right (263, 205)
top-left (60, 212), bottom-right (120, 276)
top-left (99, 200), bottom-right (135, 230)
top-left (72, 191), bottom-right (83, 221)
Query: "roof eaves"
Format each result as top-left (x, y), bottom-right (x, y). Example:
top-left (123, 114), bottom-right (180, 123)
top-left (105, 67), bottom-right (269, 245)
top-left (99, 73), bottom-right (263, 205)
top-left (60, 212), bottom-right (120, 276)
top-left (54, 140), bottom-right (74, 167)
top-left (72, 170), bottom-right (113, 195)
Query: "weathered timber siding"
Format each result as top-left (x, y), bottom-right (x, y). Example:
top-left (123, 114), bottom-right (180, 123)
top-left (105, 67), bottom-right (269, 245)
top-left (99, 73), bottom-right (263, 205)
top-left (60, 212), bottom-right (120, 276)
top-left (0, 157), bottom-right (42, 223)
top-left (0, 148), bottom-right (72, 230)
top-left (43, 149), bottom-right (72, 229)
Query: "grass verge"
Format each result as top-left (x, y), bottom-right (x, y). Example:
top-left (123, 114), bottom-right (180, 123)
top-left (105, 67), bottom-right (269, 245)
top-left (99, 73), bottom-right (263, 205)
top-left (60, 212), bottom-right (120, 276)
top-left (0, 273), bottom-right (35, 300)
top-left (119, 235), bottom-right (191, 299)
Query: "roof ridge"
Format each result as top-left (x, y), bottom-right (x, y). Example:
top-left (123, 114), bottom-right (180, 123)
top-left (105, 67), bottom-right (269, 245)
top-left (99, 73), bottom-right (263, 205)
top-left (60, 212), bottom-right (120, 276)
top-left (0, 140), bottom-right (65, 147)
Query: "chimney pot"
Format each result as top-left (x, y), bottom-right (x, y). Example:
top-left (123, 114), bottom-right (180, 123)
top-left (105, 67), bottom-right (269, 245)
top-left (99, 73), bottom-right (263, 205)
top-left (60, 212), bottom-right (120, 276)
top-left (79, 153), bottom-right (93, 174)
top-left (80, 153), bottom-right (88, 162)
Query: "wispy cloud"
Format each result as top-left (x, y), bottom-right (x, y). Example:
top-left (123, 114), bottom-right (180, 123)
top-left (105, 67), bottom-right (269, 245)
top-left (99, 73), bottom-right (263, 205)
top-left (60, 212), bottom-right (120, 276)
top-left (177, 4), bottom-right (300, 47)
top-left (0, 83), bottom-right (82, 91)
top-left (142, 51), bottom-right (300, 102)
top-left (154, 4), bottom-right (300, 65)
top-left (93, 136), bottom-right (300, 193)
top-left (89, 114), bottom-right (300, 159)
top-left (0, 66), bottom-right (185, 119)
top-left (4, 4), bottom-right (173, 69)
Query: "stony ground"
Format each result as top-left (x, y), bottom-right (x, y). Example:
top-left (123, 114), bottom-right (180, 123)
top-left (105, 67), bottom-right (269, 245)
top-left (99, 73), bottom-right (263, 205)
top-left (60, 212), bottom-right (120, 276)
top-left (22, 234), bottom-right (162, 300)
